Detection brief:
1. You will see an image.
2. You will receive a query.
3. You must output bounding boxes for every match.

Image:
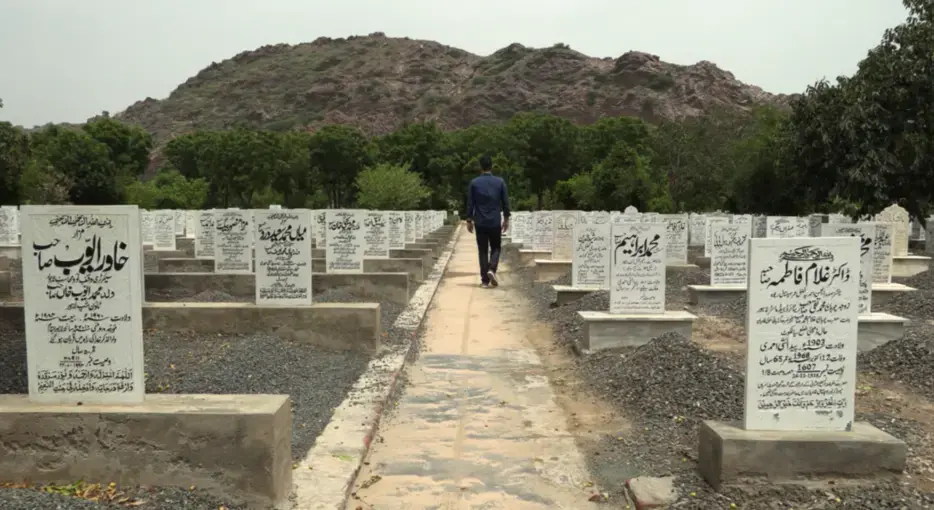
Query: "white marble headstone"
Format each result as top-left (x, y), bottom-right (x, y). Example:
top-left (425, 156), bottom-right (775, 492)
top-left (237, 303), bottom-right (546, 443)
top-left (551, 211), bottom-right (578, 260)
top-left (710, 224), bottom-right (749, 287)
top-left (572, 222), bottom-right (610, 290)
top-left (610, 223), bottom-right (666, 314)
top-left (533, 211), bottom-right (554, 252)
top-left (313, 210), bottom-right (327, 248)
top-left (822, 223), bottom-right (874, 315)
top-left (21, 205), bottom-right (144, 404)
top-left (213, 210), bottom-right (253, 274)
top-left (704, 216), bottom-right (729, 258)
top-left (152, 210), bottom-right (177, 251)
top-left (744, 237), bottom-right (859, 431)
top-left (363, 211), bottom-right (391, 259)
top-left (875, 204), bottom-right (909, 257)
top-left (195, 210), bottom-right (215, 259)
top-left (254, 209), bottom-right (312, 305)
top-left (325, 210), bottom-right (365, 274)
top-left (388, 211), bottom-right (405, 250)
top-left (662, 214), bottom-right (689, 264)
top-left (872, 222), bottom-right (894, 284)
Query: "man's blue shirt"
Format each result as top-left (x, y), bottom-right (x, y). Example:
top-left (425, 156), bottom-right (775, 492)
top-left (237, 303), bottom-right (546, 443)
top-left (466, 173), bottom-right (511, 229)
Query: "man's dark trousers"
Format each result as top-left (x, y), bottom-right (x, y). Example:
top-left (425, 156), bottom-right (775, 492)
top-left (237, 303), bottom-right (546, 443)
top-left (475, 225), bottom-right (502, 284)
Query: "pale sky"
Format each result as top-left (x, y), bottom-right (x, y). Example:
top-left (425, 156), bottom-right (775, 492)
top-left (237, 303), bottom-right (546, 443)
top-left (0, 0), bottom-right (909, 127)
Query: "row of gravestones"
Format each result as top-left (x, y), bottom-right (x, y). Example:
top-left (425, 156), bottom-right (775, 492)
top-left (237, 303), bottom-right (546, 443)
top-left (504, 204), bottom-right (923, 262)
top-left (11, 204), bottom-right (448, 406)
top-left (561, 213), bottom-right (898, 317)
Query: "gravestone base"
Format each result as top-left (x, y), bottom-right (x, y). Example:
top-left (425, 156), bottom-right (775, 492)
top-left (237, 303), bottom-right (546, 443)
top-left (871, 282), bottom-right (916, 308)
top-left (174, 237), bottom-right (195, 256)
top-left (0, 302), bottom-right (381, 353)
top-left (533, 259), bottom-right (571, 282)
top-left (858, 312), bottom-right (909, 352)
top-left (552, 285), bottom-right (597, 305)
top-left (405, 242), bottom-right (439, 257)
top-left (693, 256), bottom-right (711, 269)
top-left (0, 394), bottom-right (292, 508)
top-left (698, 420), bottom-right (907, 491)
top-left (143, 243), bottom-right (154, 251)
top-left (687, 285), bottom-right (746, 306)
top-left (0, 244), bottom-right (20, 271)
top-left (577, 310), bottom-right (697, 353)
top-left (0, 270), bottom-right (9, 298)
top-left (891, 255), bottom-right (930, 277)
top-left (667, 263), bottom-right (700, 274)
top-left (518, 249), bottom-right (551, 267)
top-left (144, 272), bottom-right (411, 305)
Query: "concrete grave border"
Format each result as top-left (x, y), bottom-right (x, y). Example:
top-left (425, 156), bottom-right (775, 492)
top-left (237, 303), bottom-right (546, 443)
top-left (289, 223), bottom-right (460, 509)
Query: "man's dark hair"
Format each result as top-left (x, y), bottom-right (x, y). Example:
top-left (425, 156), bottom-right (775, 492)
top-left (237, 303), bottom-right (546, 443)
top-left (479, 154), bottom-right (493, 171)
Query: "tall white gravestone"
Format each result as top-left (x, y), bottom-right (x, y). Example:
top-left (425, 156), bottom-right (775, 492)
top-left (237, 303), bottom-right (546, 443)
top-left (214, 210), bottom-right (253, 274)
top-left (313, 210), bottom-right (327, 248)
top-left (363, 211), bottom-right (391, 259)
top-left (663, 214), bottom-right (689, 264)
top-left (610, 223), bottom-right (666, 314)
top-left (152, 210), bottom-right (177, 251)
top-left (21, 205), bottom-right (144, 404)
top-left (744, 237), bottom-right (860, 431)
top-left (326, 210), bottom-right (365, 274)
top-left (872, 222), bottom-right (894, 284)
top-left (387, 211), bottom-right (405, 250)
top-left (0, 206), bottom-right (17, 244)
top-left (822, 223), bottom-right (875, 315)
top-left (704, 217), bottom-right (729, 257)
top-left (572, 222), bottom-right (610, 290)
top-left (875, 205), bottom-right (909, 257)
top-left (404, 211), bottom-right (416, 244)
top-left (552, 211), bottom-right (578, 260)
top-left (254, 209), bottom-right (312, 305)
top-left (533, 211), bottom-right (554, 252)
top-left (195, 210), bottom-right (215, 259)
top-left (710, 224), bottom-right (749, 286)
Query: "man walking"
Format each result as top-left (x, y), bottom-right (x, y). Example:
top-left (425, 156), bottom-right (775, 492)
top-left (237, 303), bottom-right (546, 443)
top-left (466, 154), bottom-right (510, 287)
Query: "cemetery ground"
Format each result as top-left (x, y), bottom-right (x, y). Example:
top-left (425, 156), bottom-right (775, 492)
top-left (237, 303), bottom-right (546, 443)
top-left (505, 246), bottom-right (934, 508)
top-left (4, 223), bottom-right (934, 509)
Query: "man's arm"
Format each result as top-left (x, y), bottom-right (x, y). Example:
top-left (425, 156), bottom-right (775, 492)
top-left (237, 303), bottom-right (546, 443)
top-left (500, 179), bottom-right (511, 219)
top-left (465, 180), bottom-right (475, 220)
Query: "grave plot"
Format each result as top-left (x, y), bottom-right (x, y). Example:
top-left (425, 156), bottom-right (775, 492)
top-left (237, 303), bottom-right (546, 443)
top-left (509, 229), bottom-right (934, 507)
top-left (0, 206), bottom-right (455, 510)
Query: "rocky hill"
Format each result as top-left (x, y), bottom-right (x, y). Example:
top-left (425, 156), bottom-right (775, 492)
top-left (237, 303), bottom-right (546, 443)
top-left (117, 33), bottom-right (792, 144)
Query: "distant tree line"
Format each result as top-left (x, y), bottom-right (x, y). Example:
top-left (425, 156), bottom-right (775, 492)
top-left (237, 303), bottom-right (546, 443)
top-left (0, 0), bottom-right (930, 219)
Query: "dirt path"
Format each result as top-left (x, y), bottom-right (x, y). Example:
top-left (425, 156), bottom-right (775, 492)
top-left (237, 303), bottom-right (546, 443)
top-left (347, 232), bottom-right (603, 509)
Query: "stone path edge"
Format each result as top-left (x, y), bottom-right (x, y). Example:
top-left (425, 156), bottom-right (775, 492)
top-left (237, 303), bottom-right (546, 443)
top-left (289, 224), bottom-right (462, 510)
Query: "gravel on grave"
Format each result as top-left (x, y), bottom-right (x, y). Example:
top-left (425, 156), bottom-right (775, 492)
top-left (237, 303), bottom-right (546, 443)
top-left (577, 333), bottom-right (934, 508)
top-left (0, 325), bottom-right (370, 510)
top-left (859, 269), bottom-right (934, 400)
top-left (503, 255), bottom-right (934, 507)
top-left (0, 284), bottom-right (412, 510)
top-left (143, 287), bottom-right (407, 345)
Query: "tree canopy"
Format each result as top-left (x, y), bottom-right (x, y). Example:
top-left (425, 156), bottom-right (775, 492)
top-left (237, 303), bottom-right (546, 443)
top-left (0, 5), bottom-right (931, 218)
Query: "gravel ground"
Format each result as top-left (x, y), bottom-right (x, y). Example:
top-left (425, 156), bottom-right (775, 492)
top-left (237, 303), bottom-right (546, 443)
top-left (0, 326), bottom-right (373, 509)
top-left (859, 269), bottom-right (934, 399)
top-left (504, 255), bottom-right (934, 508)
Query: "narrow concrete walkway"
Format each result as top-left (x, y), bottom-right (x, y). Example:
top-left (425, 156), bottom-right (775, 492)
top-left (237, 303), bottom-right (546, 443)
top-left (347, 231), bottom-right (600, 509)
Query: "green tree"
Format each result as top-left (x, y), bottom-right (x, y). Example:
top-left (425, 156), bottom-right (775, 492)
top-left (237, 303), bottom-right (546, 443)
top-left (126, 169), bottom-right (209, 210)
top-left (591, 142), bottom-right (673, 212)
top-left (0, 122), bottom-right (29, 204)
top-left (355, 163), bottom-right (430, 210)
top-left (786, 0), bottom-right (934, 220)
top-left (82, 116), bottom-right (154, 177)
top-left (30, 126), bottom-right (120, 205)
top-left (309, 125), bottom-right (372, 207)
top-left (508, 112), bottom-right (581, 208)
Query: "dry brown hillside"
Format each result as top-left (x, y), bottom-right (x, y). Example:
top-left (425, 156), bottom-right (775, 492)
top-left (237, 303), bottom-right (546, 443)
top-left (116, 33), bottom-right (792, 144)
